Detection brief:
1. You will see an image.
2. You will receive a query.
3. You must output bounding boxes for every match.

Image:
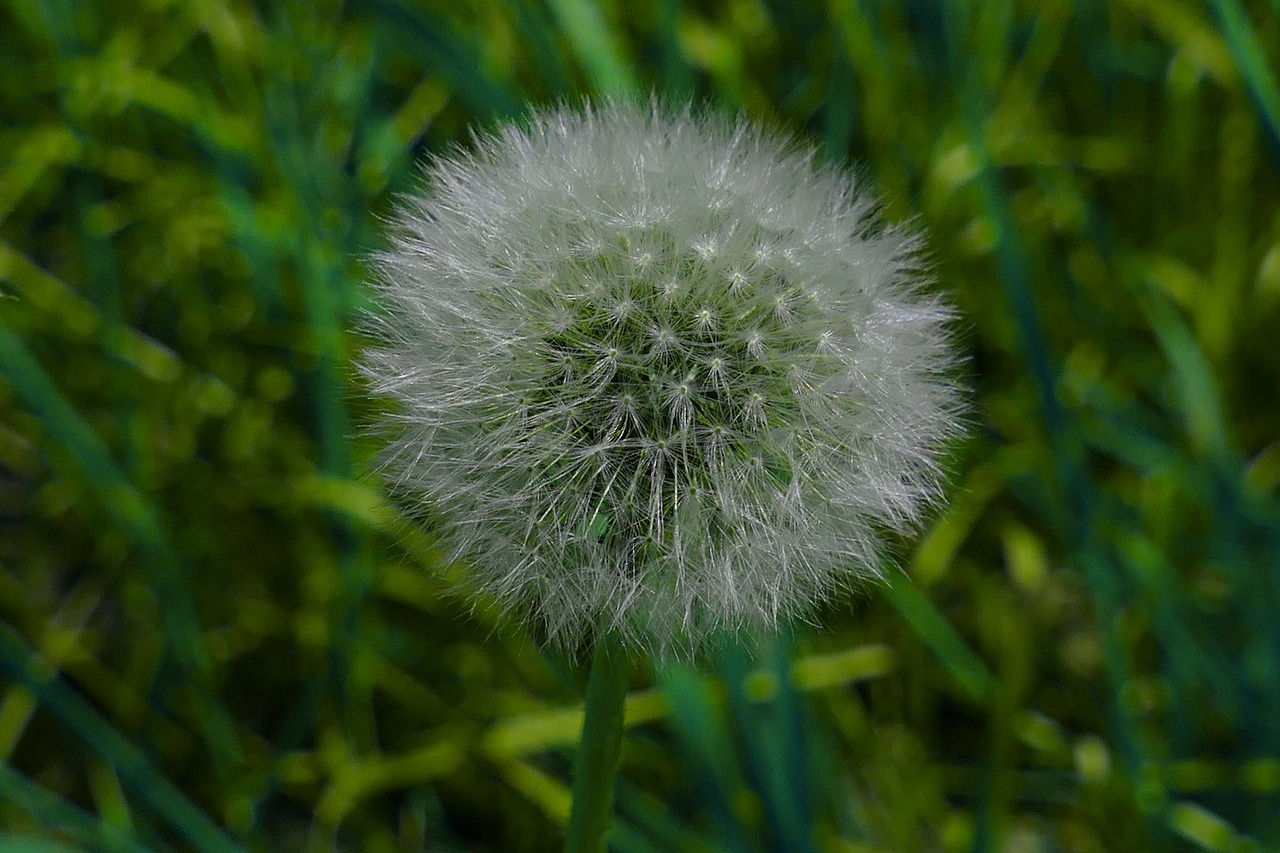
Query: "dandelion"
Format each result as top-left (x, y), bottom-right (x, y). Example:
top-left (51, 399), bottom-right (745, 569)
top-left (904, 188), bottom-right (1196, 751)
top-left (359, 99), bottom-right (963, 658)
top-left (358, 98), bottom-right (964, 852)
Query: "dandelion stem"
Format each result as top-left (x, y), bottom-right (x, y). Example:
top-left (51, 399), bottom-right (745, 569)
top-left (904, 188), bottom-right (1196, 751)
top-left (565, 631), bottom-right (630, 853)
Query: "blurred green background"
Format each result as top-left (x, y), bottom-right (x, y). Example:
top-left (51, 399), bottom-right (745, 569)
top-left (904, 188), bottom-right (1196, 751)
top-left (3, 0), bottom-right (1280, 850)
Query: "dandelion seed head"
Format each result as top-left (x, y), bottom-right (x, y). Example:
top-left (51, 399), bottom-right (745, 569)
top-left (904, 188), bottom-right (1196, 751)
top-left (358, 99), bottom-right (965, 658)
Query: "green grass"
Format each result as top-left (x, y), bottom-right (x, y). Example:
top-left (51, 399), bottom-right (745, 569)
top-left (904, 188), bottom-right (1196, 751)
top-left (2, 0), bottom-right (1280, 849)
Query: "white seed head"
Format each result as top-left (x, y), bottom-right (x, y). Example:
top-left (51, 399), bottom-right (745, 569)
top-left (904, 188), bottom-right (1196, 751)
top-left (358, 100), bottom-right (965, 658)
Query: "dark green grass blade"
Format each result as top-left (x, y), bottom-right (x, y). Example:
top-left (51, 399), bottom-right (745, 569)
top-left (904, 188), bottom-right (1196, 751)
top-left (658, 662), bottom-right (760, 853)
top-left (356, 0), bottom-right (525, 118)
top-left (0, 626), bottom-right (241, 853)
top-left (718, 638), bottom-right (815, 853)
top-left (881, 575), bottom-right (997, 704)
top-left (545, 0), bottom-right (641, 98)
top-left (1209, 0), bottom-right (1280, 159)
top-left (0, 320), bottom-right (242, 773)
top-left (0, 762), bottom-right (155, 853)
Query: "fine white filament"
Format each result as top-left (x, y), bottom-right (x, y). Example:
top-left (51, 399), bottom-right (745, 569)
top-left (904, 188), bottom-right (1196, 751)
top-left (359, 100), bottom-right (964, 657)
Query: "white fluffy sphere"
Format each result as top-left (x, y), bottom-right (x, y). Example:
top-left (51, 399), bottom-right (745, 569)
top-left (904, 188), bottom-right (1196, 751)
top-left (359, 100), bottom-right (964, 657)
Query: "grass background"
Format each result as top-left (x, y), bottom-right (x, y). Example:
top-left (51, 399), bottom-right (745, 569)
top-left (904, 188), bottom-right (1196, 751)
top-left (3, 0), bottom-right (1280, 850)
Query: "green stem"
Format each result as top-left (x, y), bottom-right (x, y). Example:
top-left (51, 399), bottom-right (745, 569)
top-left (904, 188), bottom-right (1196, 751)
top-left (564, 631), bottom-right (630, 853)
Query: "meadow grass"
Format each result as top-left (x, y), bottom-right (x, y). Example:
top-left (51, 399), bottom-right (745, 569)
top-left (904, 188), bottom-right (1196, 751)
top-left (2, 0), bottom-right (1279, 850)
